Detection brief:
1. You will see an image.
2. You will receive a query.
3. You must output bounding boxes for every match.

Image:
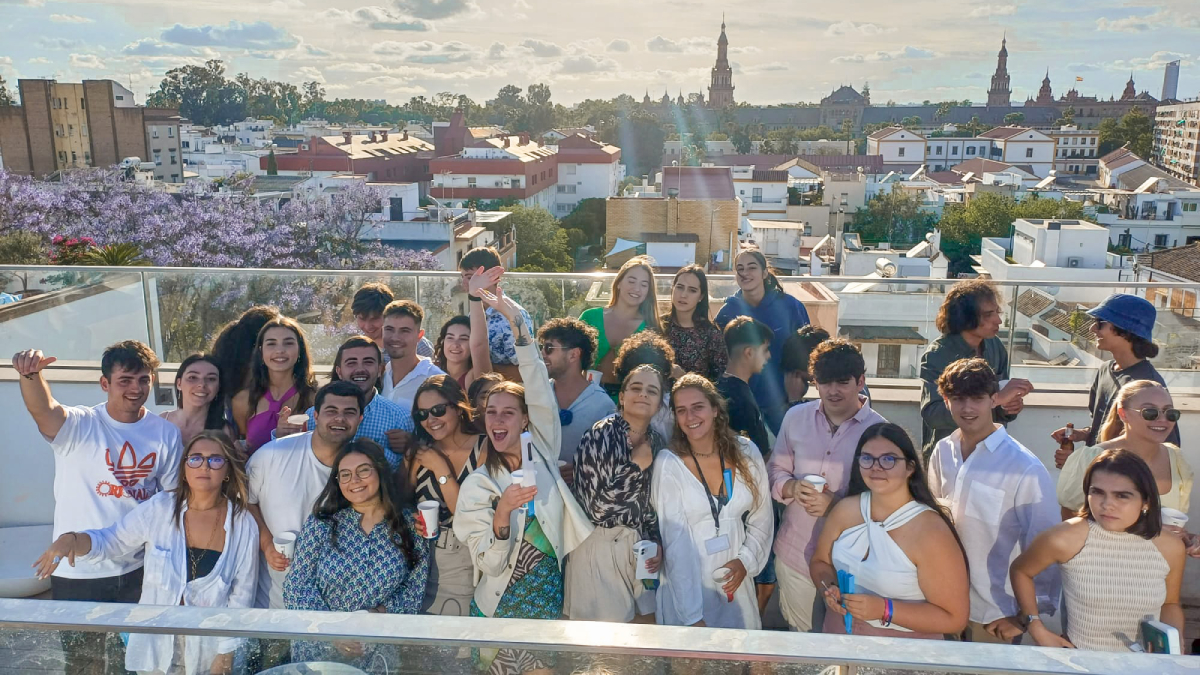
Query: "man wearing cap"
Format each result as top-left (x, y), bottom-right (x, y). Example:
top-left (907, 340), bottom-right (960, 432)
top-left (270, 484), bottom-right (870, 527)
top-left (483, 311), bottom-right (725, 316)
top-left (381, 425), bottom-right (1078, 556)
top-left (1052, 293), bottom-right (1179, 459)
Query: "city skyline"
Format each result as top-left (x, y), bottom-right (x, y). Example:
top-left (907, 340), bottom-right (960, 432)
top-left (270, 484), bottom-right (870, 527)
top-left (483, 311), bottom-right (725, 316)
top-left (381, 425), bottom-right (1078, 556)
top-left (0, 0), bottom-right (1197, 108)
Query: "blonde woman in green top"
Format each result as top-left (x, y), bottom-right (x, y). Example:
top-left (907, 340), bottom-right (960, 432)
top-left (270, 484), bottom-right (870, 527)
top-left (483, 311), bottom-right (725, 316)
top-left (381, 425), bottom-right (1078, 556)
top-left (580, 255), bottom-right (662, 397)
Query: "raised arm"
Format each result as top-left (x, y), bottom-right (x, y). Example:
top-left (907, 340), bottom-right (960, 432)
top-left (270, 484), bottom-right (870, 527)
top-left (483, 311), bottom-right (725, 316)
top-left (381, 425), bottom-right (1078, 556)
top-left (12, 350), bottom-right (67, 440)
top-left (467, 267), bottom-right (500, 377)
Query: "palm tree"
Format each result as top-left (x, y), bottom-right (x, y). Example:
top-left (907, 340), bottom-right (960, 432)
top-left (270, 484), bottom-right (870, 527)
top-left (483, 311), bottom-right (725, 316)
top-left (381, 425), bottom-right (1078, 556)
top-left (82, 243), bottom-right (151, 266)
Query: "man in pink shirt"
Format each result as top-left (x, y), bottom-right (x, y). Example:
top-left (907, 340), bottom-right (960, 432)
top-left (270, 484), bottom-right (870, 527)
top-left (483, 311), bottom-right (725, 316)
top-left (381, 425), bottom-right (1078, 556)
top-left (767, 339), bottom-right (886, 631)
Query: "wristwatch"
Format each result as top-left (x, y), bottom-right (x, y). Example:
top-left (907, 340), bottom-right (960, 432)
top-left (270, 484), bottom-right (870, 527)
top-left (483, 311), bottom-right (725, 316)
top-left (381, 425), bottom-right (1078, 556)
top-left (437, 475), bottom-right (449, 485)
top-left (1024, 614), bottom-right (1042, 629)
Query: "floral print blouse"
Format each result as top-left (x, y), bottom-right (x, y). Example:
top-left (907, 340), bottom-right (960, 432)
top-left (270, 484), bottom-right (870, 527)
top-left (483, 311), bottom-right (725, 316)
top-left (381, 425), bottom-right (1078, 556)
top-left (663, 319), bottom-right (727, 382)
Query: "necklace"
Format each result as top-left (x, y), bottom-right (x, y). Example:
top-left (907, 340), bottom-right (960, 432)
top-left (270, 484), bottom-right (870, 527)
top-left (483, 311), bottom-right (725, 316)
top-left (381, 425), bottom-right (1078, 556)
top-left (186, 500), bottom-right (223, 581)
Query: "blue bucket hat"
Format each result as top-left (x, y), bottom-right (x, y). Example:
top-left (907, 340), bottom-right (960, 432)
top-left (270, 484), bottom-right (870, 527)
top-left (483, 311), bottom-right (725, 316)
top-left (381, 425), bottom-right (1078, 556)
top-left (1086, 293), bottom-right (1156, 342)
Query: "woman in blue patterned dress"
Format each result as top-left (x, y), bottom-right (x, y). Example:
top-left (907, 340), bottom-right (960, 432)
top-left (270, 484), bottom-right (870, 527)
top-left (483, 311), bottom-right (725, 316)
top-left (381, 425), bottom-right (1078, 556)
top-left (285, 438), bottom-right (430, 670)
top-left (454, 286), bottom-right (593, 675)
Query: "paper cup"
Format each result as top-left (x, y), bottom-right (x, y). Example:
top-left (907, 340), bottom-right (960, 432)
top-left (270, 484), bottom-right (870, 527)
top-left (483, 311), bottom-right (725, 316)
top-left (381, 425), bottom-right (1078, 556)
top-left (273, 531), bottom-right (297, 558)
top-left (286, 414), bottom-right (309, 426)
top-left (1162, 507), bottom-right (1189, 529)
top-left (417, 501), bottom-right (440, 539)
top-left (634, 540), bottom-right (658, 581)
top-left (802, 474), bottom-right (827, 492)
top-left (712, 567), bottom-right (733, 602)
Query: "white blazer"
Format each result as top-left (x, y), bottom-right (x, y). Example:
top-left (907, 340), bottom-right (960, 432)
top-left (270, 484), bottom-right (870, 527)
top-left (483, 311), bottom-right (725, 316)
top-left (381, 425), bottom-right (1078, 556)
top-left (454, 342), bottom-right (594, 617)
top-left (79, 491), bottom-right (260, 675)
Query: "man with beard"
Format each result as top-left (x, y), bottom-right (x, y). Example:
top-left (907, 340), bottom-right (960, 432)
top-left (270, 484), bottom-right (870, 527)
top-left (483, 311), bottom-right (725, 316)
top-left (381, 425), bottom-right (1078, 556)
top-left (248, 380), bottom-right (366, 610)
top-left (274, 335), bottom-right (413, 468)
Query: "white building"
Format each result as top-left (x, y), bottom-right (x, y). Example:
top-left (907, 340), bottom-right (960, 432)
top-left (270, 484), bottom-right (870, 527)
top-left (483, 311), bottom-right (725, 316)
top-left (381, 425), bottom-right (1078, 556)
top-left (213, 118), bottom-right (275, 147)
top-left (980, 219), bottom-right (1124, 303)
top-left (1047, 125), bottom-right (1100, 176)
top-left (868, 125), bottom-right (1057, 177)
top-left (430, 134), bottom-right (559, 213)
top-left (866, 127), bottom-right (927, 166)
top-left (977, 126), bottom-right (1056, 178)
top-left (732, 167), bottom-right (788, 219)
top-left (553, 134), bottom-right (624, 216)
top-left (1093, 146), bottom-right (1200, 250)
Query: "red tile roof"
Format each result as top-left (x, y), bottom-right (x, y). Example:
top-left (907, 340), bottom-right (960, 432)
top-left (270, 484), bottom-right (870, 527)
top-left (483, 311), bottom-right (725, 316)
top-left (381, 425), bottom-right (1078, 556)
top-left (978, 125), bottom-right (1029, 140)
top-left (1137, 243), bottom-right (1200, 282)
top-left (661, 166), bottom-right (736, 200)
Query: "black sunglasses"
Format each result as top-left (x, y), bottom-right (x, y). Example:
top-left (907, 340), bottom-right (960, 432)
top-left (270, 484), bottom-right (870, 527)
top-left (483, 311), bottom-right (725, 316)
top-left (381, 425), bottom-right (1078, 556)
top-left (186, 454), bottom-right (227, 470)
top-left (414, 403), bottom-right (451, 422)
top-left (1139, 407), bottom-right (1181, 423)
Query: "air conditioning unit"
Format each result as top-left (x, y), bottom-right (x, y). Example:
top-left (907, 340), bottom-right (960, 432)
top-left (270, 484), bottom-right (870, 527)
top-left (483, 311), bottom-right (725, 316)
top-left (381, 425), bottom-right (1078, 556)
top-left (1067, 257), bottom-right (1082, 268)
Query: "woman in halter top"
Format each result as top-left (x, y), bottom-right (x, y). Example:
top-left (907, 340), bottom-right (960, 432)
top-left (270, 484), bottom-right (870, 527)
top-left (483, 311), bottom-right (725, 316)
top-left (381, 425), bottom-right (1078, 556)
top-left (232, 316), bottom-right (317, 454)
top-left (810, 422), bottom-right (969, 639)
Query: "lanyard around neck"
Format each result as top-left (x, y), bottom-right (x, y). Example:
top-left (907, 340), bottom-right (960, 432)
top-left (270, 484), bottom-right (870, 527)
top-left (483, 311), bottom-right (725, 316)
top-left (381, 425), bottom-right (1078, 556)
top-left (689, 449), bottom-right (728, 531)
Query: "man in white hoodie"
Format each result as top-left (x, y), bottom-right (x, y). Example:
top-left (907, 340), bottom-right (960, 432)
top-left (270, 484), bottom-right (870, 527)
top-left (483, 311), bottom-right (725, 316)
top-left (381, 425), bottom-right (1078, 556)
top-left (539, 318), bottom-right (615, 481)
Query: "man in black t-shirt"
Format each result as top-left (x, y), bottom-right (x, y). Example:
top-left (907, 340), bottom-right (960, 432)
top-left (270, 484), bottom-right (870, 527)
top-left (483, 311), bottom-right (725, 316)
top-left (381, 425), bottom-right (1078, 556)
top-left (717, 316), bottom-right (773, 458)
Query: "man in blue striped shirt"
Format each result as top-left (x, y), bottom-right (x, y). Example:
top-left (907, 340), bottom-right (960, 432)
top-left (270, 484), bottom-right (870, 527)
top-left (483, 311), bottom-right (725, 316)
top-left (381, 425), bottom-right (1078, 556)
top-left (275, 335), bottom-right (414, 467)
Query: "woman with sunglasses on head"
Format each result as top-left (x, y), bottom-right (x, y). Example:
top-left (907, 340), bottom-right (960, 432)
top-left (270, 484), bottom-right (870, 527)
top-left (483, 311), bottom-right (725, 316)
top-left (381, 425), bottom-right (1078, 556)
top-left (1058, 380), bottom-right (1193, 525)
top-left (580, 255), bottom-right (663, 398)
top-left (715, 248), bottom-right (811, 435)
top-left (1013, 449), bottom-right (1185, 651)
top-left (661, 264), bottom-right (726, 382)
top-left (285, 438), bottom-right (429, 666)
top-left (810, 423), bottom-right (969, 639)
top-left (407, 374), bottom-right (487, 616)
top-left (454, 286), bottom-right (592, 675)
top-left (565, 364), bottom-right (666, 623)
top-left (35, 431), bottom-right (258, 675)
top-left (162, 353), bottom-right (238, 445)
top-left (653, 374), bottom-right (773, 629)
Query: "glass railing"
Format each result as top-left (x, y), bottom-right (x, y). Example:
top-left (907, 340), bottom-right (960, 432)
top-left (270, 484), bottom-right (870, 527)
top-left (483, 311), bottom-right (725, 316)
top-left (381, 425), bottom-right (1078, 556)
top-left (2, 264), bottom-right (1198, 392)
top-left (0, 599), bottom-right (1193, 674)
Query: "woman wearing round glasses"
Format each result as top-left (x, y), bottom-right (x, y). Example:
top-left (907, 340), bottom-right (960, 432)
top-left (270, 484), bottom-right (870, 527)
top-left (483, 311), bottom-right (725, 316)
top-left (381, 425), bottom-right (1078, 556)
top-left (809, 423), bottom-right (969, 639)
top-left (285, 438), bottom-right (429, 667)
top-left (407, 374), bottom-right (487, 616)
top-left (1058, 380), bottom-right (1193, 526)
top-left (34, 431), bottom-right (259, 675)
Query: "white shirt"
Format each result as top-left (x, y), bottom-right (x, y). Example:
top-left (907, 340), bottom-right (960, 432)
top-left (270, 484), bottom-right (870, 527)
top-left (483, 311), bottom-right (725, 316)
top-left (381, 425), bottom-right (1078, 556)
top-left (927, 425), bottom-right (1061, 624)
top-left (651, 438), bottom-right (774, 629)
top-left (246, 432), bottom-right (332, 608)
top-left (381, 356), bottom-right (446, 412)
top-left (46, 403), bottom-right (182, 579)
top-left (79, 492), bottom-right (259, 674)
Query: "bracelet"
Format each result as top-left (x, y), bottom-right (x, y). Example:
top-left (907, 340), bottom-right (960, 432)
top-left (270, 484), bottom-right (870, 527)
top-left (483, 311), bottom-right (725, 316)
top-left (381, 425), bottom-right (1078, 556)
top-left (468, 294), bottom-right (481, 302)
top-left (881, 598), bottom-right (893, 626)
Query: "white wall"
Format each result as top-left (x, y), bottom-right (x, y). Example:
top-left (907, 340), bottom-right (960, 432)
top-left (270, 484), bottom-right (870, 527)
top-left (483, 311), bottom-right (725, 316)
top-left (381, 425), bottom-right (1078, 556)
top-left (869, 132), bottom-right (926, 164)
top-left (556, 161), bottom-right (622, 216)
top-left (645, 242), bottom-right (696, 268)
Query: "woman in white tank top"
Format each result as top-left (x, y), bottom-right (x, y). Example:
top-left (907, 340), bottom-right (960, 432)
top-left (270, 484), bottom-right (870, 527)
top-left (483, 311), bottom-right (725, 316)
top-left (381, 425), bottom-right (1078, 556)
top-left (810, 423), bottom-right (970, 639)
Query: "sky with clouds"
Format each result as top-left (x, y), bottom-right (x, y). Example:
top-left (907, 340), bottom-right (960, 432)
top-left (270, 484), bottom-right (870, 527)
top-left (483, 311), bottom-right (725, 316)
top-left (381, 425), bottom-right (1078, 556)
top-left (1, 0), bottom-right (1197, 108)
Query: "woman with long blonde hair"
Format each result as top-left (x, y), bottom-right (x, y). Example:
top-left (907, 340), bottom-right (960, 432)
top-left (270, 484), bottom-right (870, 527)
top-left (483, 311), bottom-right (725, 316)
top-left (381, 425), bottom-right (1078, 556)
top-left (580, 255), bottom-right (662, 397)
top-left (652, 374), bottom-right (773, 629)
top-left (1058, 379), bottom-right (1193, 521)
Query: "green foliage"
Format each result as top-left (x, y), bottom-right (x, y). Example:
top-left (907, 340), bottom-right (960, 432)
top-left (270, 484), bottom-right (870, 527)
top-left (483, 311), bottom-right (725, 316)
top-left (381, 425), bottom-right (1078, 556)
top-left (1098, 108), bottom-right (1154, 158)
top-left (82, 243), bottom-right (151, 266)
top-left (266, 149), bottom-right (278, 176)
top-left (1004, 112), bottom-right (1026, 125)
top-left (558, 198), bottom-right (606, 243)
top-left (850, 191), bottom-right (937, 244)
top-left (602, 111), bottom-right (666, 179)
top-left (0, 74), bottom-right (13, 106)
top-left (503, 205), bottom-right (573, 272)
top-left (938, 194), bottom-right (1086, 275)
top-left (1055, 106), bottom-right (1076, 128)
top-left (0, 231), bottom-right (47, 264)
top-left (901, 116), bottom-right (922, 129)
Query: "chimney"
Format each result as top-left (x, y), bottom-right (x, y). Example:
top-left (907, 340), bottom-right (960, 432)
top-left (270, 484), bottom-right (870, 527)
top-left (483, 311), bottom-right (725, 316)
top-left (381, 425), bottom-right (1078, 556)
top-left (503, 136), bottom-right (511, 148)
top-left (401, 131), bottom-right (408, 141)
top-left (380, 130), bottom-right (389, 141)
top-left (519, 133), bottom-right (529, 145)
top-left (369, 131), bottom-right (377, 143)
top-left (342, 131), bottom-right (352, 145)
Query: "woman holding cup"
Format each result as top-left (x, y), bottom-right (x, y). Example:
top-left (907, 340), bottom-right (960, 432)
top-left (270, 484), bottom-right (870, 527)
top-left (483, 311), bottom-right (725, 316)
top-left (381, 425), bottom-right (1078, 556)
top-left (284, 439), bottom-right (429, 666)
top-left (454, 285), bottom-right (592, 675)
top-left (652, 374), bottom-right (773, 629)
top-left (566, 364), bottom-right (667, 623)
top-left (34, 431), bottom-right (259, 675)
top-left (407, 374), bottom-right (489, 616)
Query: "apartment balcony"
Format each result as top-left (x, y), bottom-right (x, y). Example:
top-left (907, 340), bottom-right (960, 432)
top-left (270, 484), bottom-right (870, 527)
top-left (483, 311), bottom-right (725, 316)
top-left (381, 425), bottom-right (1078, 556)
top-left (2, 266), bottom-right (1199, 673)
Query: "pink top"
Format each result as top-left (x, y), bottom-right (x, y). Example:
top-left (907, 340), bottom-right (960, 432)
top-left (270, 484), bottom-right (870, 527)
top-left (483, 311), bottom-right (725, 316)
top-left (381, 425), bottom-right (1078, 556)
top-left (766, 397), bottom-right (885, 576)
top-left (245, 385), bottom-right (297, 454)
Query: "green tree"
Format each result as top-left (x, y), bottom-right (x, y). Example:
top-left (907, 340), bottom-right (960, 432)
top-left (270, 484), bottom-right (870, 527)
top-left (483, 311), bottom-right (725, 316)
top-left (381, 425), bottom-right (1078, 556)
top-left (901, 116), bottom-right (923, 129)
top-left (602, 111), bottom-right (666, 179)
top-left (1004, 112), bottom-right (1026, 125)
top-left (1055, 106), bottom-right (1076, 128)
top-left (502, 205), bottom-right (573, 272)
top-left (938, 193), bottom-right (1085, 274)
top-left (849, 191), bottom-right (936, 244)
top-left (962, 115), bottom-right (987, 137)
top-left (935, 101), bottom-right (954, 120)
top-left (1097, 108), bottom-right (1155, 158)
top-left (0, 74), bottom-right (13, 106)
top-left (266, 149), bottom-right (278, 176)
top-left (82, 243), bottom-right (151, 266)
top-left (730, 126), bottom-right (753, 153)
top-left (558, 198), bottom-right (606, 244)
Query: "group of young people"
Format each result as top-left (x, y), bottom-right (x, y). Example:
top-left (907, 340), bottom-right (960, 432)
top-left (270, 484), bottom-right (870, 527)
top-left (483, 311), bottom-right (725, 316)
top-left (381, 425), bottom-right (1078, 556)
top-left (14, 246), bottom-right (1195, 675)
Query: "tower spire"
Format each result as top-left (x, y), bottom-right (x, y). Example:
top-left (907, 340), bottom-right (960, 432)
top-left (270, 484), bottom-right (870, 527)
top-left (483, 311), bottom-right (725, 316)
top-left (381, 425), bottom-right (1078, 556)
top-left (708, 16), bottom-right (734, 108)
top-left (987, 34), bottom-right (1012, 106)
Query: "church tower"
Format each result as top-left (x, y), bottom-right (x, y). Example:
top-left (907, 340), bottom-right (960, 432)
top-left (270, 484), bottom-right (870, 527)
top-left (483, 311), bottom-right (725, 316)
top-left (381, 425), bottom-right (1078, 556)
top-left (707, 17), bottom-right (735, 108)
top-left (1121, 73), bottom-right (1137, 100)
top-left (1036, 69), bottom-right (1054, 105)
top-left (987, 36), bottom-right (1012, 107)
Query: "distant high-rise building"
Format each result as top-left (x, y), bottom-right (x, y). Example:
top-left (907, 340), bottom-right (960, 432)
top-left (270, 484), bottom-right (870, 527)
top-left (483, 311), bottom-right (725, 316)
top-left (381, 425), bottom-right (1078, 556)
top-left (1162, 60), bottom-right (1181, 101)
top-left (987, 36), bottom-right (1012, 107)
top-left (707, 18), bottom-right (735, 108)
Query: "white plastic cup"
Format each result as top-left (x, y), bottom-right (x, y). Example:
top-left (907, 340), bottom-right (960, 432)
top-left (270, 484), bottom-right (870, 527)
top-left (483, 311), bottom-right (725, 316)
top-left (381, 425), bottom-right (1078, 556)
top-left (510, 469), bottom-right (525, 486)
top-left (634, 540), bottom-right (658, 581)
top-left (286, 414), bottom-right (309, 426)
top-left (417, 500), bottom-right (440, 539)
top-left (712, 567), bottom-right (733, 602)
top-left (273, 531), bottom-right (297, 558)
top-left (1162, 507), bottom-right (1189, 529)
top-left (802, 474), bottom-right (828, 492)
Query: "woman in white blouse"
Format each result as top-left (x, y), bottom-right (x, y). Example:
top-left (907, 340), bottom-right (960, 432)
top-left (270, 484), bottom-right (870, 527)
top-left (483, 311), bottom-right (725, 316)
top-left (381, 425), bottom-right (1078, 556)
top-left (35, 431), bottom-right (259, 675)
top-left (810, 422), bottom-right (969, 639)
top-left (652, 373), bottom-right (773, 629)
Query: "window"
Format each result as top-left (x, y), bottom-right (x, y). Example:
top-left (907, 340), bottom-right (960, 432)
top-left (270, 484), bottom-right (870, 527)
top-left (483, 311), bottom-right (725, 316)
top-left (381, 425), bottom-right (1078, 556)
top-left (557, 184), bottom-right (576, 194)
top-left (981, 146), bottom-right (989, 155)
top-left (58, 151), bottom-right (67, 163)
top-left (115, 95), bottom-right (124, 101)
top-left (513, 178), bottom-right (522, 189)
top-left (171, 174), bottom-right (179, 182)
top-left (182, 141), bottom-right (190, 149)
top-left (467, 177), bottom-right (477, 187)
top-left (1118, 233), bottom-right (1132, 248)
top-left (1184, 203), bottom-right (1198, 212)
top-left (951, 146), bottom-right (959, 156)
top-left (556, 202), bottom-right (574, 213)
top-left (531, 174), bottom-right (537, 186)
top-left (541, 171), bottom-right (546, 181)
top-left (935, 146), bottom-right (943, 156)
top-left (168, 127), bottom-right (175, 138)
top-left (1026, 148), bottom-right (1034, 158)
top-left (967, 146), bottom-right (976, 156)
top-left (752, 187), bottom-right (763, 203)
top-left (84, 152), bottom-right (90, 164)
top-left (389, 197), bottom-right (404, 221)
top-left (81, 124), bottom-right (88, 137)
top-left (1155, 234), bottom-right (1170, 248)
top-left (68, 124), bottom-right (74, 136)
top-left (71, 151), bottom-right (77, 163)
top-left (898, 147), bottom-right (905, 157)
top-left (564, 163), bottom-right (576, 175)
top-left (151, 126), bottom-right (159, 139)
top-left (170, 156), bottom-right (177, 165)
top-left (80, 98), bottom-right (85, 109)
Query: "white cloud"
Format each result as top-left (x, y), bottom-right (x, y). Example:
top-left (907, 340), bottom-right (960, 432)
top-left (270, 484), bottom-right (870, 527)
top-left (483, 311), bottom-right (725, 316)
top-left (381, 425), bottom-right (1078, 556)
top-left (831, 45), bottom-right (936, 64)
top-left (50, 14), bottom-right (94, 23)
top-left (371, 40), bottom-right (477, 63)
top-left (487, 42), bottom-right (507, 59)
top-left (0, 0), bottom-right (44, 6)
top-left (122, 38), bottom-right (209, 57)
top-left (323, 6), bottom-right (432, 31)
top-left (28, 56), bottom-right (51, 64)
top-left (293, 66), bottom-right (325, 83)
top-left (557, 54), bottom-right (618, 74)
top-left (161, 20), bottom-right (299, 50)
top-left (824, 21), bottom-right (893, 37)
top-left (1095, 14), bottom-right (1155, 32)
top-left (645, 35), bottom-right (709, 54)
top-left (69, 53), bottom-right (106, 70)
top-left (393, 0), bottom-right (476, 19)
top-left (1111, 50), bottom-right (1193, 71)
top-left (606, 39), bottom-right (631, 53)
top-left (520, 39), bottom-right (563, 57)
top-left (0, 56), bottom-right (12, 67)
top-left (969, 5), bottom-right (1016, 18)
top-left (38, 37), bottom-right (82, 49)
